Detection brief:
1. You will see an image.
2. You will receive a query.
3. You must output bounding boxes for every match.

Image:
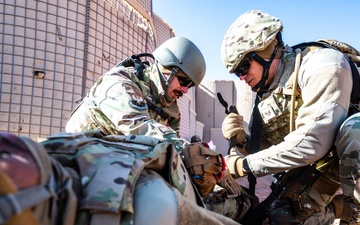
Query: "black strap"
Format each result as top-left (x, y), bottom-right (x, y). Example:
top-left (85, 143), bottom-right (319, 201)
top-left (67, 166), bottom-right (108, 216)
top-left (247, 93), bottom-right (263, 206)
top-left (115, 53), bottom-right (154, 81)
top-left (115, 53), bottom-right (171, 120)
top-left (132, 53), bottom-right (154, 81)
top-left (145, 98), bottom-right (169, 120)
top-left (249, 93), bottom-right (262, 154)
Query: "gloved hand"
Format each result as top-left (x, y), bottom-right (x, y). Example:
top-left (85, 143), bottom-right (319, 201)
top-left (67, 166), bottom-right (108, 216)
top-left (217, 168), bottom-right (242, 196)
top-left (206, 188), bottom-right (227, 203)
top-left (222, 113), bottom-right (246, 145)
top-left (224, 148), bottom-right (247, 178)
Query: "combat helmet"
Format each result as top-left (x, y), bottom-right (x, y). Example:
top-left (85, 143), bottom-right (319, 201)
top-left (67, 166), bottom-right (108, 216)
top-left (153, 36), bottom-right (206, 87)
top-left (221, 10), bottom-right (283, 92)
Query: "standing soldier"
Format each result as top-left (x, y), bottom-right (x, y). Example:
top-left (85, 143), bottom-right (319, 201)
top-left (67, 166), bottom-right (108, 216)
top-left (221, 10), bottom-right (360, 224)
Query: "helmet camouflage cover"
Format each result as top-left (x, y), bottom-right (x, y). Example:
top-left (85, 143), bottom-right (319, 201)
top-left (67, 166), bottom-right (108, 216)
top-left (221, 10), bottom-right (283, 73)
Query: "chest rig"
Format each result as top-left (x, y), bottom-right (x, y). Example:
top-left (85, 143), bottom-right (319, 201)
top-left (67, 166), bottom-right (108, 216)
top-left (258, 49), bottom-right (303, 145)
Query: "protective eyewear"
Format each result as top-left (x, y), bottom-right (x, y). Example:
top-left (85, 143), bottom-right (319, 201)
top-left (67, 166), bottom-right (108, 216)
top-left (177, 75), bottom-right (195, 88)
top-left (233, 53), bottom-right (254, 78)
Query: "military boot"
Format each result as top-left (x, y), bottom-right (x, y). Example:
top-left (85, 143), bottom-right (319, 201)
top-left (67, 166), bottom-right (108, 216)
top-left (331, 194), bottom-right (360, 224)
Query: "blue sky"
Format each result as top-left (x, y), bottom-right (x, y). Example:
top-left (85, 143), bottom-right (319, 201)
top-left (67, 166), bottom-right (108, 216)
top-left (152, 1), bottom-right (360, 81)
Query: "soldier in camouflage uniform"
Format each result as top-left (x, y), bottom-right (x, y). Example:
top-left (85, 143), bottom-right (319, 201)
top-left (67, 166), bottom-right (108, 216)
top-left (61, 37), bottom-right (244, 224)
top-left (220, 10), bottom-right (360, 224)
top-left (0, 130), bottom-right (242, 225)
top-left (65, 36), bottom-right (206, 137)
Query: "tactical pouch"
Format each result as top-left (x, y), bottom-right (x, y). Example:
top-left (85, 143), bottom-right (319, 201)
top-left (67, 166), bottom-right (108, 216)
top-left (181, 143), bottom-right (225, 197)
top-left (43, 131), bottom-right (199, 224)
top-left (272, 164), bottom-right (340, 219)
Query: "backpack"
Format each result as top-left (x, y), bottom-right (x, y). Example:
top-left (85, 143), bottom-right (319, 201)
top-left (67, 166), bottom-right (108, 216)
top-left (292, 39), bottom-right (360, 116)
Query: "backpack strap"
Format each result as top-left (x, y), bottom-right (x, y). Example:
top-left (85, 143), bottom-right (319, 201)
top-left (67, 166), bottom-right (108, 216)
top-left (116, 53), bottom-right (171, 120)
top-left (115, 53), bottom-right (154, 81)
top-left (145, 98), bottom-right (170, 120)
top-left (289, 48), bottom-right (302, 132)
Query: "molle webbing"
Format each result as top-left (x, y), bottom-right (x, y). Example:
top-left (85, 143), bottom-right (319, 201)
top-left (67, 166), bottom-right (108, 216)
top-left (281, 165), bottom-right (339, 198)
top-left (311, 174), bottom-right (340, 196)
top-left (184, 155), bottom-right (222, 175)
top-left (182, 144), bottom-right (223, 176)
top-left (278, 165), bottom-right (340, 217)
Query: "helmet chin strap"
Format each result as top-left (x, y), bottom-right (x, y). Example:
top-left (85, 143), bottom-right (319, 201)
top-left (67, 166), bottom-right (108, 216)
top-left (155, 63), bottom-right (180, 102)
top-left (165, 67), bottom-right (179, 86)
top-left (251, 44), bottom-right (279, 92)
top-left (251, 59), bottom-right (270, 92)
top-left (156, 62), bottom-right (179, 87)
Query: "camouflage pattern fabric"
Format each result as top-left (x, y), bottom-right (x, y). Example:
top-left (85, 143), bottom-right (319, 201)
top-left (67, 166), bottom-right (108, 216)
top-left (336, 112), bottom-right (360, 203)
top-left (173, 187), bottom-right (240, 225)
top-left (64, 60), bottom-right (243, 222)
top-left (41, 130), bottom-right (199, 225)
top-left (65, 63), bottom-right (181, 136)
top-left (257, 48), bottom-right (301, 145)
top-left (221, 10), bottom-right (283, 73)
top-left (319, 39), bottom-right (360, 66)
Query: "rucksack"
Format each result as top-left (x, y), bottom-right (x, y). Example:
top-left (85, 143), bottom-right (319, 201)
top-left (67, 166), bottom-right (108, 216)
top-left (292, 39), bottom-right (360, 116)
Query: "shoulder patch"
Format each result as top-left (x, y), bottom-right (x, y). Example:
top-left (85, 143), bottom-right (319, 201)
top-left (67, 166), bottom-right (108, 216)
top-left (124, 83), bottom-right (148, 111)
top-left (128, 94), bottom-right (148, 110)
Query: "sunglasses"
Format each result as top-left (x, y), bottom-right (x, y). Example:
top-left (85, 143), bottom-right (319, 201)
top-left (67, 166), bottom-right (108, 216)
top-left (177, 75), bottom-right (195, 88)
top-left (233, 53), bottom-right (254, 78)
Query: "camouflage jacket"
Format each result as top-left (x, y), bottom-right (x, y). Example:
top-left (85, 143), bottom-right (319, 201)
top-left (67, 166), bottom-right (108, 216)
top-left (65, 63), bottom-right (181, 136)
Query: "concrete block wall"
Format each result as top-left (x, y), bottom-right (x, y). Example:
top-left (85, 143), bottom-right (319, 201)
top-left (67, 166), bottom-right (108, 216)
top-left (0, 1), bottom-right (253, 145)
top-left (0, 1), bottom-right (87, 138)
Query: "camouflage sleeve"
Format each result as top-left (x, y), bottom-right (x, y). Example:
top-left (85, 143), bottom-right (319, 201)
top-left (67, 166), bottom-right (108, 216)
top-left (246, 48), bottom-right (353, 176)
top-left (66, 68), bottom-right (152, 135)
top-left (168, 112), bottom-right (181, 137)
top-left (66, 66), bottom-right (181, 140)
